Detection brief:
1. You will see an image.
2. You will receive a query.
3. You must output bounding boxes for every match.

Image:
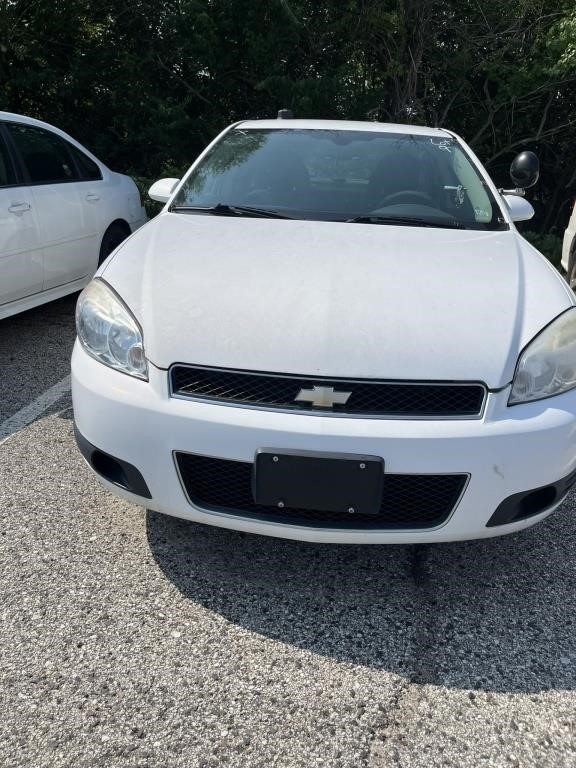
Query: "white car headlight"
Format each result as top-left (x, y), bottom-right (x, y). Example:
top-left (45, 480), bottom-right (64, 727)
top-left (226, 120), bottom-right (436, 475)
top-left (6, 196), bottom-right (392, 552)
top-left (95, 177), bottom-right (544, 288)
top-left (76, 279), bottom-right (148, 380)
top-left (509, 308), bottom-right (576, 404)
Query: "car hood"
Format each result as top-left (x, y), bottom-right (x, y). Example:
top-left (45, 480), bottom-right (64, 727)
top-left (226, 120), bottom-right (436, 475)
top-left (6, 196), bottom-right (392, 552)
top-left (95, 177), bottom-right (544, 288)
top-left (102, 213), bottom-right (573, 388)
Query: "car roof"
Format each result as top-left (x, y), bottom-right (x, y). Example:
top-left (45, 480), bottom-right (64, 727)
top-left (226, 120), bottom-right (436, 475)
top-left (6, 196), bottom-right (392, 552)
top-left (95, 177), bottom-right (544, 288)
top-left (0, 110), bottom-right (69, 133)
top-left (0, 110), bottom-right (106, 167)
top-left (234, 118), bottom-right (452, 137)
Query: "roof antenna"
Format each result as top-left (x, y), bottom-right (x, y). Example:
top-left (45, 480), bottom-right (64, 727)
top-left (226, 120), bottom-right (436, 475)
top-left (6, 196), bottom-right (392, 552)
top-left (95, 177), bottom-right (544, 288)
top-left (277, 109), bottom-right (294, 119)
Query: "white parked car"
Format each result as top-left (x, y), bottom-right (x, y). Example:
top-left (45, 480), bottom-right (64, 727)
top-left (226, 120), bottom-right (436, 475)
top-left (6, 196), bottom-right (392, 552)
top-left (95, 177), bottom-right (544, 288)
top-left (72, 117), bottom-right (576, 544)
top-left (0, 112), bottom-right (147, 320)
top-left (561, 199), bottom-right (576, 288)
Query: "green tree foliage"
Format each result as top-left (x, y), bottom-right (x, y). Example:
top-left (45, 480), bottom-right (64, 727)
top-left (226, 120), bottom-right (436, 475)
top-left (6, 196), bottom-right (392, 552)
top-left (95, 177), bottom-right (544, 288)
top-left (1, 0), bottom-right (575, 232)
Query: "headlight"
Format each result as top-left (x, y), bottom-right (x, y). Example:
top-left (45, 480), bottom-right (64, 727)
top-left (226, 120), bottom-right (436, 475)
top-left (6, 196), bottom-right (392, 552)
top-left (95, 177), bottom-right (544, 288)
top-left (76, 279), bottom-right (148, 380)
top-left (509, 308), bottom-right (576, 404)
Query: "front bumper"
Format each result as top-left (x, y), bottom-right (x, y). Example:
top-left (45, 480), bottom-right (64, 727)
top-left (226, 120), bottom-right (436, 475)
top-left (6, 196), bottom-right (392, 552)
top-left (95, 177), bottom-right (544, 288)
top-left (71, 342), bottom-right (576, 544)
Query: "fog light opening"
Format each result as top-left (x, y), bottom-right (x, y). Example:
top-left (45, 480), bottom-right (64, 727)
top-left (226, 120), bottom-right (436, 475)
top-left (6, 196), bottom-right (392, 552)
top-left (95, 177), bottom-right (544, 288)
top-left (516, 486), bottom-right (558, 520)
top-left (91, 450), bottom-right (130, 489)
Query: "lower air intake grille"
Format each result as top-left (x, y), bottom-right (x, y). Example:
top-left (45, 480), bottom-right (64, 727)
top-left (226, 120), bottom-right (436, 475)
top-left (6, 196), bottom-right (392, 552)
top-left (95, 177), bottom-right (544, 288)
top-left (174, 452), bottom-right (468, 530)
top-left (170, 365), bottom-right (486, 418)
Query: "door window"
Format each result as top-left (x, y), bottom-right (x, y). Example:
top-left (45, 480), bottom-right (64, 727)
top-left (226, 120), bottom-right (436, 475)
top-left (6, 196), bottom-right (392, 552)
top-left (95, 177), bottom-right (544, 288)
top-left (7, 123), bottom-right (78, 184)
top-left (68, 144), bottom-right (103, 181)
top-left (0, 131), bottom-right (16, 187)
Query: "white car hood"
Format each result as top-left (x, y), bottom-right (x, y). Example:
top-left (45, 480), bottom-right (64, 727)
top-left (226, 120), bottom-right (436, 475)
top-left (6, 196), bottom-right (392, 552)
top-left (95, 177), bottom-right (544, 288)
top-left (102, 213), bottom-right (573, 388)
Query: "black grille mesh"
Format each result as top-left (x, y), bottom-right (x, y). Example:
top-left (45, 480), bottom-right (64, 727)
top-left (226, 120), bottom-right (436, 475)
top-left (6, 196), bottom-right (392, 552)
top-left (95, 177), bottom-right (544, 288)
top-left (175, 452), bottom-right (468, 530)
top-left (170, 366), bottom-right (486, 417)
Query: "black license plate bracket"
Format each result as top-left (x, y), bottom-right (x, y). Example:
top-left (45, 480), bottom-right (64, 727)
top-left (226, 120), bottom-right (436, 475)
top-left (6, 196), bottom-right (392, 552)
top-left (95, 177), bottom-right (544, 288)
top-left (252, 449), bottom-right (384, 516)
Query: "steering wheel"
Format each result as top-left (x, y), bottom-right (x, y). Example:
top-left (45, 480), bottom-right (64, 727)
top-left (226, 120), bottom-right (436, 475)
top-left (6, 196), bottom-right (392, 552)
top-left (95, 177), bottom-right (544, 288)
top-left (377, 190), bottom-right (434, 207)
top-left (245, 187), bottom-right (272, 200)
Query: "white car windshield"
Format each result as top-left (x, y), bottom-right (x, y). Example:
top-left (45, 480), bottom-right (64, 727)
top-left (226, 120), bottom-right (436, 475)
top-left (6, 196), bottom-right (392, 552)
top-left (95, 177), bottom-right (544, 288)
top-left (172, 128), bottom-right (507, 231)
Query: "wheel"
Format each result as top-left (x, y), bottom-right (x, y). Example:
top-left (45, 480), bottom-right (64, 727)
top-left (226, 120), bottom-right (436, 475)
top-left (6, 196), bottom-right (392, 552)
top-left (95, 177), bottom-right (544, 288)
top-left (98, 223), bottom-right (130, 266)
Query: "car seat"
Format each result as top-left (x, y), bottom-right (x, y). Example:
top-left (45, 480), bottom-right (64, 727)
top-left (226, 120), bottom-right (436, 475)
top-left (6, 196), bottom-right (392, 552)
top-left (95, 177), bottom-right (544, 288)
top-left (248, 151), bottom-right (311, 207)
top-left (367, 151), bottom-right (423, 207)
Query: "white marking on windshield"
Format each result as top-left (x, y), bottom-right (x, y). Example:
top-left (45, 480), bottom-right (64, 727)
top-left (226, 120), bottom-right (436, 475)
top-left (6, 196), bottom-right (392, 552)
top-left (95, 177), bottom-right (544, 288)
top-left (430, 138), bottom-right (453, 153)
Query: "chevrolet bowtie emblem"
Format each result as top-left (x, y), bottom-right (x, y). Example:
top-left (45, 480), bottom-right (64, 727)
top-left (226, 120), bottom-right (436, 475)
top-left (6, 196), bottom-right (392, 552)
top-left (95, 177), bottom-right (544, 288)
top-left (295, 385), bottom-right (352, 408)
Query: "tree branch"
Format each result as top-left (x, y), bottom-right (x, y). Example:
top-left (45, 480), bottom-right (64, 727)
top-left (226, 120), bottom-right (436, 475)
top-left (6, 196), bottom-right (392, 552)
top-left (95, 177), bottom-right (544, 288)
top-left (486, 120), bottom-right (576, 164)
top-left (156, 55), bottom-right (212, 106)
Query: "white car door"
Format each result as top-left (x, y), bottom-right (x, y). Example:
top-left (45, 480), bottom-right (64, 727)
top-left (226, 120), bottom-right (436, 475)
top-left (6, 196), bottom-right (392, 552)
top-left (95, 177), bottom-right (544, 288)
top-left (0, 126), bottom-right (43, 306)
top-left (6, 121), bottom-right (100, 290)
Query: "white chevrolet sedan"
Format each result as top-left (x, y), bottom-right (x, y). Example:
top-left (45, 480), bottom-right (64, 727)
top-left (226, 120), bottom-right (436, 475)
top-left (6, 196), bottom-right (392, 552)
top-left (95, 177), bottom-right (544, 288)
top-left (71, 118), bottom-right (576, 544)
top-left (0, 112), bottom-right (147, 320)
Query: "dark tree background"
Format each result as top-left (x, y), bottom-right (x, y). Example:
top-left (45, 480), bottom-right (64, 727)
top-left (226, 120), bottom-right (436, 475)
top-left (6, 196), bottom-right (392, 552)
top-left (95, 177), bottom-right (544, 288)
top-left (1, 0), bottom-right (575, 250)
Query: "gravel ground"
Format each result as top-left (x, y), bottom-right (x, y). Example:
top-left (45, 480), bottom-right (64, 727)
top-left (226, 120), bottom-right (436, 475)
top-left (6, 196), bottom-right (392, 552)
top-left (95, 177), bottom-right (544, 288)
top-left (0, 300), bottom-right (575, 767)
top-left (0, 295), bottom-right (77, 422)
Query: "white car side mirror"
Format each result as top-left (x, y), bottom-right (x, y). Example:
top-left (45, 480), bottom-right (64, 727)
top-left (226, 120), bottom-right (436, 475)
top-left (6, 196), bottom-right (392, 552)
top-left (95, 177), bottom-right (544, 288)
top-left (502, 193), bottom-right (535, 223)
top-left (148, 178), bottom-right (180, 204)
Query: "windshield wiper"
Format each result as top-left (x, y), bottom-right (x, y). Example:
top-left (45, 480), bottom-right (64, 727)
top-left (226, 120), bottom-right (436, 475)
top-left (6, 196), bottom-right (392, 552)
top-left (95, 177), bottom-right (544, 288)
top-left (348, 215), bottom-right (465, 229)
top-left (170, 203), bottom-right (292, 219)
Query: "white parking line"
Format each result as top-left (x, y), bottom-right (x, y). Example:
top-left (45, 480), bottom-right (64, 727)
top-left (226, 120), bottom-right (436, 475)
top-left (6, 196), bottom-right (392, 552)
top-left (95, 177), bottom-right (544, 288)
top-left (0, 374), bottom-right (71, 445)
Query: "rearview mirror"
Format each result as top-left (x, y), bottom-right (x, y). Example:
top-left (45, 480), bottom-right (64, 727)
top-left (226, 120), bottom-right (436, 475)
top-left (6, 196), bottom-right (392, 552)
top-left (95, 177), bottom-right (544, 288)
top-left (502, 194), bottom-right (535, 223)
top-left (510, 152), bottom-right (539, 190)
top-left (148, 178), bottom-right (180, 204)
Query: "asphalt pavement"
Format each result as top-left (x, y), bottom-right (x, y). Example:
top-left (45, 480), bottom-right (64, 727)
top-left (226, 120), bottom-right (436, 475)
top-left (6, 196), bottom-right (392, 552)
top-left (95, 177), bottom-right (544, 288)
top-left (0, 297), bottom-right (575, 767)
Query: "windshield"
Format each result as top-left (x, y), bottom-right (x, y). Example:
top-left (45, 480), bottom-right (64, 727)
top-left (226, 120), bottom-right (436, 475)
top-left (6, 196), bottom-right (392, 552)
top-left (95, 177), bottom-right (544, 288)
top-left (172, 128), bottom-right (507, 231)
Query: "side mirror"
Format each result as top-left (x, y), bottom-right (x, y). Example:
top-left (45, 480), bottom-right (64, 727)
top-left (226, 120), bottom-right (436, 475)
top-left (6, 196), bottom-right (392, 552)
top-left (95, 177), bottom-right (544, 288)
top-left (510, 151), bottom-right (539, 190)
top-left (502, 194), bottom-right (535, 223)
top-left (148, 178), bottom-right (180, 204)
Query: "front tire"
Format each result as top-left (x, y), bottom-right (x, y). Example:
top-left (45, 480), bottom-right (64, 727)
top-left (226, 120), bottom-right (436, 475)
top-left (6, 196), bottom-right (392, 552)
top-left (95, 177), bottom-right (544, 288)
top-left (98, 222), bottom-right (130, 266)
